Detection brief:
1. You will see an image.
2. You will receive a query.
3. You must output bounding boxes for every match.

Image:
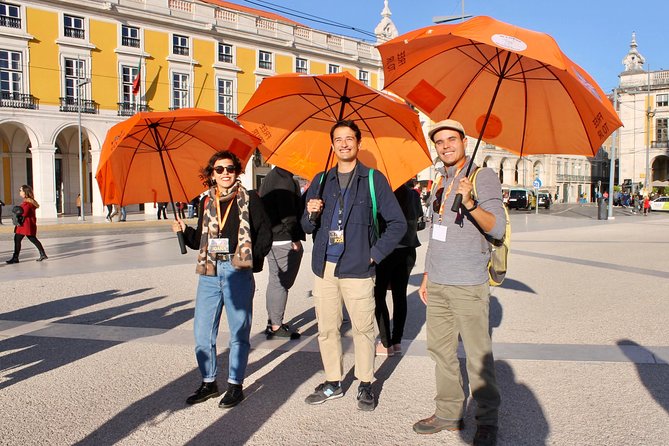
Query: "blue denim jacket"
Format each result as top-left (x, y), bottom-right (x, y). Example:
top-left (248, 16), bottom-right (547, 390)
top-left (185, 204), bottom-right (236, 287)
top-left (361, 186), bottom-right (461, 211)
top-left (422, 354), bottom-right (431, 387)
top-left (301, 161), bottom-right (406, 278)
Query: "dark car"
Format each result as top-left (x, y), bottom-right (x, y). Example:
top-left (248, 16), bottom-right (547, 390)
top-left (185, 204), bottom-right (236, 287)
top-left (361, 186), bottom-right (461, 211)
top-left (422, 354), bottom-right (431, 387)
top-left (507, 188), bottom-right (535, 210)
top-left (538, 192), bottom-right (551, 209)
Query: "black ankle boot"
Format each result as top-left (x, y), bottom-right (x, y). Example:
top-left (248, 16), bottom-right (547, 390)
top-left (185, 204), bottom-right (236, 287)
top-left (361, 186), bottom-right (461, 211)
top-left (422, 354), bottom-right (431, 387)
top-left (219, 383), bottom-right (244, 408)
top-left (36, 254), bottom-right (48, 262)
top-left (6, 257), bottom-right (19, 264)
top-left (186, 381), bottom-right (220, 405)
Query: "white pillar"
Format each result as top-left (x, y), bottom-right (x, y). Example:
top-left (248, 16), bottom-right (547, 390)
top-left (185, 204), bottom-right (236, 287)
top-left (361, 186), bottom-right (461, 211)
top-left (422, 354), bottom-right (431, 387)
top-left (90, 147), bottom-right (104, 217)
top-left (30, 145), bottom-right (57, 219)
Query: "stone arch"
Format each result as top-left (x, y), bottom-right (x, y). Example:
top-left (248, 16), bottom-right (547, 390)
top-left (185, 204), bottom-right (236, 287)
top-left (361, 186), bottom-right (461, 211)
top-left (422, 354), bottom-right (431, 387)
top-left (651, 155), bottom-right (669, 182)
top-left (0, 121), bottom-right (43, 204)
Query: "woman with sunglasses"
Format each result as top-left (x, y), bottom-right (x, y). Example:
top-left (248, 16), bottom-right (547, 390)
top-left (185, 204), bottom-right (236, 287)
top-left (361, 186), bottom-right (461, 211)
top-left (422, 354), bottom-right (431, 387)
top-left (172, 150), bottom-right (272, 409)
top-left (6, 185), bottom-right (48, 264)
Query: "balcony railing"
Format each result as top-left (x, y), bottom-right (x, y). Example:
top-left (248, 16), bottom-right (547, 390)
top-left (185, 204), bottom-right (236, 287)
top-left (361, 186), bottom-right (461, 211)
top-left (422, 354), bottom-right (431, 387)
top-left (556, 174), bottom-right (590, 183)
top-left (59, 97), bottom-right (98, 114)
top-left (117, 102), bottom-right (150, 116)
top-left (173, 45), bottom-right (189, 56)
top-left (0, 16), bottom-right (21, 28)
top-left (651, 140), bottom-right (669, 148)
top-left (0, 92), bottom-right (38, 109)
top-left (64, 27), bottom-right (85, 39)
top-left (122, 36), bottom-right (140, 48)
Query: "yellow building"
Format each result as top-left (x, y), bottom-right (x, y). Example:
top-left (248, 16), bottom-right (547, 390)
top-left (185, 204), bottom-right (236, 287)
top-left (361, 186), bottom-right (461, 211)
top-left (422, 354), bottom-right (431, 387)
top-left (0, 0), bottom-right (384, 218)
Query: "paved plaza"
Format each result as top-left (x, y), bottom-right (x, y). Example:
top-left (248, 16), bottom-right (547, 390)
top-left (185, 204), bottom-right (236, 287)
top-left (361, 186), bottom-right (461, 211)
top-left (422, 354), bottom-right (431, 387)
top-left (1, 204), bottom-right (668, 445)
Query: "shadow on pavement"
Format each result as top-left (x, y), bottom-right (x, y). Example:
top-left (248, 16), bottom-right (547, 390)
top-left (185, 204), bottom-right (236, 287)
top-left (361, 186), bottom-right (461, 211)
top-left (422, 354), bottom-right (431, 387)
top-left (498, 278), bottom-right (536, 294)
top-left (617, 339), bottom-right (669, 414)
top-left (0, 288), bottom-right (192, 390)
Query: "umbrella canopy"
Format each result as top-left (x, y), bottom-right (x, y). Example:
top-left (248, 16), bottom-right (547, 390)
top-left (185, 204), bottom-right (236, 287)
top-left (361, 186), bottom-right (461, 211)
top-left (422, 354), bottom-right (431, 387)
top-left (237, 71), bottom-right (432, 190)
top-left (96, 108), bottom-right (261, 206)
top-left (377, 16), bottom-right (622, 157)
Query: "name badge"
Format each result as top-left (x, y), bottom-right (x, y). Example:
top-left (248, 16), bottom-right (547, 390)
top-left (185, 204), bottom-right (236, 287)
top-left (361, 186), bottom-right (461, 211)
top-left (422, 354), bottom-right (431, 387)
top-left (208, 237), bottom-right (230, 253)
top-left (432, 224), bottom-right (447, 242)
top-left (329, 230), bottom-right (344, 245)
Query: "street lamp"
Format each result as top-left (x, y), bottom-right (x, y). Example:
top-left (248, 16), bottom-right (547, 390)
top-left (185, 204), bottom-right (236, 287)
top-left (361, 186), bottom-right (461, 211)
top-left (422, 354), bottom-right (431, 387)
top-left (77, 70), bottom-right (90, 221)
top-left (645, 68), bottom-right (654, 194)
top-left (607, 89), bottom-right (620, 219)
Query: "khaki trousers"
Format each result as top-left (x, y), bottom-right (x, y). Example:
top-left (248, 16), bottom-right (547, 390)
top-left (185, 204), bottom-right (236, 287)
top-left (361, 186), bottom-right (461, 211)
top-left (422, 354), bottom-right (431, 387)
top-left (313, 262), bottom-right (376, 382)
top-left (426, 280), bottom-right (500, 425)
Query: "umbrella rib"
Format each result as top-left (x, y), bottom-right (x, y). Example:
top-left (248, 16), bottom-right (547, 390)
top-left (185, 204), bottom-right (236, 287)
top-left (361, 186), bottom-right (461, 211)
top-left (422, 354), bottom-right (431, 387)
top-left (519, 54), bottom-right (530, 158)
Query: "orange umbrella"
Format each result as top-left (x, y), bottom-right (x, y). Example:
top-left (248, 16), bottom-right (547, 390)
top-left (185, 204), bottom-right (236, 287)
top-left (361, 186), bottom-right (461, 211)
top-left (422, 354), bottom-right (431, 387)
top-left (237, 72), bottom-right (431, 191)
top-left (96, 108), bottom-right (260, 253)
top-left (378, 15), bottom-right (622, 209)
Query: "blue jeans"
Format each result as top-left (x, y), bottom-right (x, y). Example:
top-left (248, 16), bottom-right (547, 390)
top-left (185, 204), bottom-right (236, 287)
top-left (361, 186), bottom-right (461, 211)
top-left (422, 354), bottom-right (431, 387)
top-left (194, 261), bottom-right (254, 385)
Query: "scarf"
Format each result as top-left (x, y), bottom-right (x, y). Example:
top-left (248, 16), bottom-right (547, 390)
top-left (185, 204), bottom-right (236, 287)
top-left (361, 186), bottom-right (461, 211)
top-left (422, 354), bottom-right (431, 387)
top-left (196, 182), bottom-right (253, 275)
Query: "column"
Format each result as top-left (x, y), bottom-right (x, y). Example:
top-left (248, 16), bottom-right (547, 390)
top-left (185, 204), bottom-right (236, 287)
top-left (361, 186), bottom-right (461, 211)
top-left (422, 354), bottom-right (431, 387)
top-left (30, 145), bottom-right (57, 219)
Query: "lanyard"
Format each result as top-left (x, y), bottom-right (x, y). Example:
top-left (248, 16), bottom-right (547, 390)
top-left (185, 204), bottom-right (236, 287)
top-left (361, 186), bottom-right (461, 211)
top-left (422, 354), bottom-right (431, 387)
top-left (336, 169), bottom-right (356, 230)
top-left (215, 191), bottom-right (236, 236)
top-left (436, 159), bottom-right (466, 223)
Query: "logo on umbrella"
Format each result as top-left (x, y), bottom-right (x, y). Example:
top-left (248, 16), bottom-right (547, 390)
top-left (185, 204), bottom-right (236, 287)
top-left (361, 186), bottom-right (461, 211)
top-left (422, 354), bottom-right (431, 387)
top-left (491, 34), bottom-right (527, 52)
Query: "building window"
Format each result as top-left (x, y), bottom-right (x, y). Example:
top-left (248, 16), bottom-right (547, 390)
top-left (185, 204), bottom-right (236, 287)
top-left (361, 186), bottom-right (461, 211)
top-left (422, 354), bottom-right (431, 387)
top-left (172, 72), bottom-right (189, 109)
top-left (0, 49), bottom-right (21, 95)
top-left (657, 94), bottom-right (668, 108)
top-left (64, 14), bottom-right (85, 39)
top-left (328, 64), bottom-right (340, 74)
top-left (296, 57), bottom-right (308, 74)
top-left (0, 2), bottom-right (20, 28)
top-left (121, 64), bottom-right (139, 103)
top-left (64, 58), bottom-right (86, 100)
top-left (657, 118), bottom-right (668, 143)
top-left (173, 34), bottom-right (189, 56)
top-left (258, 50), bottom-right (272, 70)
top-left (122, 25), bottom-right (140, 48)
top-left (218, 43), bottom-right (233, 63)
top-left (358, 70), bottom-right (369, 85)
top-left (217, 78), bottom-right (234, 117)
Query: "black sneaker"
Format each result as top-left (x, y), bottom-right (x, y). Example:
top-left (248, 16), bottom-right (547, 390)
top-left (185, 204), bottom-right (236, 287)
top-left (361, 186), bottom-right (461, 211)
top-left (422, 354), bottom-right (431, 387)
top-left (305, 382), bottom-right (343, 405)
top-left (266, 324), bottom-right (301, 340)
top-left (219, 383), bottom-right (244, 408)
top-left (186, 381), bottom-right (220, 405)
top-left (473, 425), bottom-right (498, 446)
top-left (356, 382), bottom-right (375, 411)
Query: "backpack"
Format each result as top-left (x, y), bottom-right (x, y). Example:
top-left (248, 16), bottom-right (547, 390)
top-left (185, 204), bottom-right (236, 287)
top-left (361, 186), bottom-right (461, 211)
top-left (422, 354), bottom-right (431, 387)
top-left (469, 168), bottom-right (510, 286)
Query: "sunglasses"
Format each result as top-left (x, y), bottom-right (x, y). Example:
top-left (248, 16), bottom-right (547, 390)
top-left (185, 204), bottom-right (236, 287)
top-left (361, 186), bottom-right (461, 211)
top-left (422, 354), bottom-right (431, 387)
top-left (213, 165), bottom-right (236, 174)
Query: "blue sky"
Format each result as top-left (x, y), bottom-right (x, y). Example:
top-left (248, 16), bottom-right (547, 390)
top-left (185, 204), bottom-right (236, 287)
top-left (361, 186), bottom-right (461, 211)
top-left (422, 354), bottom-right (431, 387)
top-left (228, 0), bottom-right (669, 93)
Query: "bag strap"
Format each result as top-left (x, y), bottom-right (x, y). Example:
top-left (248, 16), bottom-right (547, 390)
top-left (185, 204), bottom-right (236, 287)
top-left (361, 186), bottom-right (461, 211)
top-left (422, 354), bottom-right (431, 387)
top-left (369, 168), bottom-right (379, 237)
top-left (469, 167), bottom-right (481, 201)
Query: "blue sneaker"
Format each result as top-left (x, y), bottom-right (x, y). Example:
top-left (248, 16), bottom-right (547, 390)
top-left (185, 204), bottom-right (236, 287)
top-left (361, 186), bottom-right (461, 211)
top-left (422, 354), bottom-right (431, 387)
top-left (305, 382), bottom-right (343, 405)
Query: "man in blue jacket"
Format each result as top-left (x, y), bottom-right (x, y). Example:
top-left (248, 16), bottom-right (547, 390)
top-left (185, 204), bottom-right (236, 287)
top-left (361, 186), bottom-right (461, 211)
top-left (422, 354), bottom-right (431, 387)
top-left (302, 120), bottom-right (406, 411)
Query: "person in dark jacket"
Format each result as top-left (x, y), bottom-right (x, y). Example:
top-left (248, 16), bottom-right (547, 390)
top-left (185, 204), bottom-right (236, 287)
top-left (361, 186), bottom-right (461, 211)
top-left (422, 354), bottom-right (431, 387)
top-left (301, 120), bottom-right (406, 411)
top-left (259, 166), bottom-right (305, 340)
top-left (172, 150), bottom-right (272, 409)
top-left (373, 181), bottom-right (423, 356)
top-left (6, 185), bottom-right (48, 264)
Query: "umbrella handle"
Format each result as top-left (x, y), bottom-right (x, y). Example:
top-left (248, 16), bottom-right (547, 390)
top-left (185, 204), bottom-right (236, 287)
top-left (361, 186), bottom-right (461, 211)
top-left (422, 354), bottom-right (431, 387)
top-left (451, 193), bottom-right (463, 213)
top-left (177, 230), bottom-right (187, 255)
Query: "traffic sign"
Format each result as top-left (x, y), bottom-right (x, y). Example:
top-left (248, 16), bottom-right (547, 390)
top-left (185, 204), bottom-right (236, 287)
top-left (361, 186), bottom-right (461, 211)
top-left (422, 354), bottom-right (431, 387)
top-left (533, 178), bottom-right (542, 188)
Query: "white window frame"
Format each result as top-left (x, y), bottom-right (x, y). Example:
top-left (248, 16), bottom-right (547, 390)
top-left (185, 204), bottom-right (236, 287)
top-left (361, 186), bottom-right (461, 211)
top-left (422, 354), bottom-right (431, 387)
top-left (656, 117), bottom-right (668, 143)
top-left (218, 43), bottom-right (233, 63)
top-left (172, 34), bottom-right (189, 56)
top-left (120, 64), bottom-right (139, 104)
top-left (63, 57), bottom-right (87, 100)
top-left (0, 48), bottom-right (22, 95)
top-left (171, 71), bottom-right (190, 109)
top-left (258, 50), bottom-right (272, 70)
top-left (217, 77), bottom-right (235, 117)
top-left (121, 25), bottom-right (140, 48)
top-left (64, 14), bottom-right (85, 39)
top-left (328, 64), bottom-right (340, 74)
top-left (358, 69), bottom-right (369, 85)
top-left (0, 2), bottom-right (20, 28)
top-left (295, 57), bottom-right (308, 74)
top-left (656, 94), bottom-right (668, 108)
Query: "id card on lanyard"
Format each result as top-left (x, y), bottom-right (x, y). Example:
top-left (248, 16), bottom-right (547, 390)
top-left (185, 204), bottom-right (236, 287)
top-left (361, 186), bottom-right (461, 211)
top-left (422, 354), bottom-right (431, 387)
top-left (432, 161), bottom-right (465, 242)
top-left (208, 192), bottom-right (235, 253)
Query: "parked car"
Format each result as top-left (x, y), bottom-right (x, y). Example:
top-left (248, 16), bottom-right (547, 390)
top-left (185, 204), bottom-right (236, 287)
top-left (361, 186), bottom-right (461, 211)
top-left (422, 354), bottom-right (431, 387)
top-left (507, 188), bottom-right (536, 210)
top-left (538, 192), bottom-right (551, 209)
top-left (650, 196), bottom-right (669, 211)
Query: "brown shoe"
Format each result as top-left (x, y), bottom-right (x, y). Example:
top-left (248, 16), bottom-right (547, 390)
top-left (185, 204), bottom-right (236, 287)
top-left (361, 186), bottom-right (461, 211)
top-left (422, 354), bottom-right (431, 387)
top-left (413, 415), bottom-right (464, 434)
top-left (473, 424), bottom-right (498, 446)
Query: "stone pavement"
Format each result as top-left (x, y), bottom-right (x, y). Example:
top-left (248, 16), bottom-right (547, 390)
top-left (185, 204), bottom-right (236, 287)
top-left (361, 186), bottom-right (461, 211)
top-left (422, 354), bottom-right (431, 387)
top-left (0, 205), bottom-right (668, 445)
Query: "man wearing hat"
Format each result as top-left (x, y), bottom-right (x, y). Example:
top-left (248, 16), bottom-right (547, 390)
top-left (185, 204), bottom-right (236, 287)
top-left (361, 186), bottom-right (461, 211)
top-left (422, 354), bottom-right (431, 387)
top-left (413, 119), bottom-right (505, 446)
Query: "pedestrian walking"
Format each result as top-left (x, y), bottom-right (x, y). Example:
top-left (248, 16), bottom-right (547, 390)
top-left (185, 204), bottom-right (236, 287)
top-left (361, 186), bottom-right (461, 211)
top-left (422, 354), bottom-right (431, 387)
top-left (259, 166), bottom-right (305, 340)
top-left (157, 202), bottom-right (168, 220)
top-left (373, 181), bottom-right (423, 357)
top-left (413, 120), bottom-right (505, 446)
top-left (643, 195), bottom-right (650, 216)
top-left (0, 199), bottom-right (4, 224)
top-left (301, 120), bottom-right (406, 411)
top-left (119, 206), bottom-right (127, 222)
top-left (172, 150), bottom-right (272, 409)
top-left (6, 185), bottom-right (48, 264)
top-left (75, 194), bottom-right (81, 219)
